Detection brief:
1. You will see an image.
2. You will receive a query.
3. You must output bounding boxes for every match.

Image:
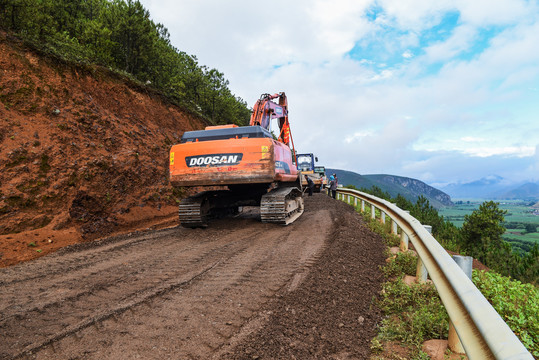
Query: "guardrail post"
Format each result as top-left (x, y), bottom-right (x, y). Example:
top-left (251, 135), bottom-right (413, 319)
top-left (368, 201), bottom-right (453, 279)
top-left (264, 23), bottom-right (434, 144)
top-left (371, 204), bottom-right (376, 219)
top-left (347, 194), bottom-right (351, 204)
top-left (354, 197), bottom-right (357, 207)
top-left (400, 232), bottom-right (409, 252)
top-left (400, 211), bottom-right (410, 252)
top-left (361, 200), bottom-right (365, 212)
top-left (380, 211), bottom-right (386, 224)
top-left (416, 225), bottom-right (432, 282)
top-left (448, 255), bottom-right (473, 355)
top-left (390, 204), bottom-right (397, 234)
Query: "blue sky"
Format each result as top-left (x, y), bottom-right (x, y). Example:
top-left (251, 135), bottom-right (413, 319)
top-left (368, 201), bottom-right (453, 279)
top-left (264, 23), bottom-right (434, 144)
top-left (139, 0), bottom-right (539, 187)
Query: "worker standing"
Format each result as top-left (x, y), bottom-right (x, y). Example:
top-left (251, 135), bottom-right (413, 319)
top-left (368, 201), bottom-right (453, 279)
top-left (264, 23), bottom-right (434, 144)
top-left (329, 173), bottom-right (338, 199)
top-left (305, 175), bottom-right (314, 196)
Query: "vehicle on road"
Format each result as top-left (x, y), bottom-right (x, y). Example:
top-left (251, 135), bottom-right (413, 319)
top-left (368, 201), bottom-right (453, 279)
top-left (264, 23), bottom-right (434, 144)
top-left (169, 92), bottom-right (304, 227)
top-left (297, 153), bottom-right (323, 193)
top-left (314, 165), bottom-right (327, 190)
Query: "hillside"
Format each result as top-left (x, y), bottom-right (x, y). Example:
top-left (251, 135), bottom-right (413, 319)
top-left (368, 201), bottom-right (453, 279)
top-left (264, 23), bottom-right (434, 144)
top-left (0, 33), bottom-right (209, 266)
top-left (493, 182), bottom-right (539, 200)
top-left (439, 176), bottom-right (539, 200)
top-left (327, 168), bottom-right (453, 208)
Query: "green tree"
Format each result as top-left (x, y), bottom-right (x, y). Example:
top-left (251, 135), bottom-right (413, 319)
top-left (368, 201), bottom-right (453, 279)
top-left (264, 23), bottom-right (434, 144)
top-left (410, 196), bottom-right (443, 234)
top-left (524, 224), bottom-right (537, 233)
top-left (0, 0), bottom-right (250, 126)
top-left (394, 194), bottom-right (413, 211)
top-left (362, 185), bottom-right (391, 201)
top-left (460, 201), bottom-right (507, 263)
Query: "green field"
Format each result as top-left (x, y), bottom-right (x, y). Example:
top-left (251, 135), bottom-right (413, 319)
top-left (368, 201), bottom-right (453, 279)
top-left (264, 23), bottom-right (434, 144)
top-left (439, 200), bottom-right (539, 252)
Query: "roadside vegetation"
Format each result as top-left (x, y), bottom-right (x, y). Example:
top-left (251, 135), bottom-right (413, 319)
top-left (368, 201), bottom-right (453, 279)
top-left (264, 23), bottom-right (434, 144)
top-left (0, 0), bottom-right (251, 126)
top-left (354, 199), bottom-right (539, 358)
top-left (346, 185), bottom-right (539, 285)
top-left (363, 211), bottom-right (449, 359)
top-left (442, 200), bottom-right (539, 254)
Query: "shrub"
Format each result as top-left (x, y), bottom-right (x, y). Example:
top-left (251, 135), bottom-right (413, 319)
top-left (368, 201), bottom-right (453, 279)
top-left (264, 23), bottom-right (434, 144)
top-left (473, 270), bottom-right (538, 356)
top-left (383, 251), bottom-right (417, 278)
top-left (376, 278), bottom-right (449, 352)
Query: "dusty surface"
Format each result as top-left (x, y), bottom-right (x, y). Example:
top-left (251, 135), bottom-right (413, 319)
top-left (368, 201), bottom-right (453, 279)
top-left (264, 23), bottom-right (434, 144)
top-left (0, 194), bottom-right (387, 359)
top-left (0, 31), bottom-right (208, 267)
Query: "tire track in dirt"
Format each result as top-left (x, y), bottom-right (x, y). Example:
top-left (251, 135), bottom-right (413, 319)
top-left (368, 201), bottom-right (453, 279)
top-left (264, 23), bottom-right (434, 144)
top-left (0, 197), bottom-right (332, 360)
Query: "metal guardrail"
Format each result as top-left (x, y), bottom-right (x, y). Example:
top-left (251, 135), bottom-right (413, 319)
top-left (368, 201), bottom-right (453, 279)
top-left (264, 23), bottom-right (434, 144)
top-left (336, 188), bottom-right (533, 360)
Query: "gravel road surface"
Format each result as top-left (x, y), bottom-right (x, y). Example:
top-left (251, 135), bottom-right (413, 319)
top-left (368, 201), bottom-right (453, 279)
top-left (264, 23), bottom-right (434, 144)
top-left (0, 194), bottom-right (386, 359)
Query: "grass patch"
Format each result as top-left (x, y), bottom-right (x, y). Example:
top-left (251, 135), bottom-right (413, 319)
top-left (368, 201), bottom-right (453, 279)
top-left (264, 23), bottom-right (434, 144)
top-left (360, 211), bottom-right (400, 247)
top-left (383, 251), bottom-right (417, 278)
top-left (377, 278), bottom-right (449, 348)
top-left (355, 209), bottom-right (448, 358)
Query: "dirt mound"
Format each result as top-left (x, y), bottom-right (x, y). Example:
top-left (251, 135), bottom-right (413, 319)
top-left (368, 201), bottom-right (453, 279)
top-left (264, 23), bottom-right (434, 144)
top-left (224, 195), bottom-right (387, 359)
top-left (0, 32), bottom-right (208, 267)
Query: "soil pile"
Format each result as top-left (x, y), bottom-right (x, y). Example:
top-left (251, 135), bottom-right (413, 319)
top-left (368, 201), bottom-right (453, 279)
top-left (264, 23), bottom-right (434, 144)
top-left (225, 196), bottom-right (387, 359)
top-left (0, 32), bottom-right (208, 267)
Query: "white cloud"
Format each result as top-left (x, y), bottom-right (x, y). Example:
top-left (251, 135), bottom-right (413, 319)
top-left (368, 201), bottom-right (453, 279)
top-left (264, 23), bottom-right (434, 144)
top-left (460, 146), bottom-right (535, 158)
top-left (461, 136), bottom-right (485, 142)
top-left (402, 50), bottom-right (413, 59)
top-left (455, 0), bottom-right (532, 26)
top-left (344, 130), bottom-right (375, 144)
top-left (138, 0), bottom-right (539, 186)
top-left (376, 0), bottom-right (455, 31)
top-left (423, 24), bottom-right (478, 63)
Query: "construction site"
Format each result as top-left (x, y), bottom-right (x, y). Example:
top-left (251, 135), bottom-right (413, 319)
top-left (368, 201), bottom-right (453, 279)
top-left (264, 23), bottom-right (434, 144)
top-left (0, 31), bottom-right (392, 359)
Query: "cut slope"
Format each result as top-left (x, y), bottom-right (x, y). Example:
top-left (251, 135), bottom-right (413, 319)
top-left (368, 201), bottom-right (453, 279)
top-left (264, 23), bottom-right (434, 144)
top-left (0, 32), bottom-right (208, 266)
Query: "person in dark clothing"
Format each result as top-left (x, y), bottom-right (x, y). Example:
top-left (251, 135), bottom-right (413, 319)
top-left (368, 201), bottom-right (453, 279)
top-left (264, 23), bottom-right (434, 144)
top-left (329, 173), bottom-right (338, 199)
top-left (305, 175), bottom-right (314, 196)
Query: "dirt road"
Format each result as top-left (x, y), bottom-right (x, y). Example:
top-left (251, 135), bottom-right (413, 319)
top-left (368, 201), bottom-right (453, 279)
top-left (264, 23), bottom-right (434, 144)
top-left (0, 194), bottom-right (386, 359)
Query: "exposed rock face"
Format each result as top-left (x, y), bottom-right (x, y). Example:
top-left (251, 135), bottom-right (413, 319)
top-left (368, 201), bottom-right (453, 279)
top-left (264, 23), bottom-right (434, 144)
top-left (378, 175), bottom-right (453, 206)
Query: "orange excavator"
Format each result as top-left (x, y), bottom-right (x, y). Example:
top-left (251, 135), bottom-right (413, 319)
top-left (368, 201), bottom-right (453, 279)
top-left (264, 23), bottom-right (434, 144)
top-left (169, 92), bottom-right (304, 227)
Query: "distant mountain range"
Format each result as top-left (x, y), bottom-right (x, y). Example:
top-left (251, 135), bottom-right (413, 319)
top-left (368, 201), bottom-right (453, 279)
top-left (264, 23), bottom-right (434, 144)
top-left (326, 169), bottom-right (453, 208)
top-left (437, 176), bottom-right (539, 200)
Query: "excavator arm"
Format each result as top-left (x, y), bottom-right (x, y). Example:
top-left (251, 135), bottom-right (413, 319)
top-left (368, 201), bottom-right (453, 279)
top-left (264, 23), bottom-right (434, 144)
top-left (249, 92), bottom-right (291, 146)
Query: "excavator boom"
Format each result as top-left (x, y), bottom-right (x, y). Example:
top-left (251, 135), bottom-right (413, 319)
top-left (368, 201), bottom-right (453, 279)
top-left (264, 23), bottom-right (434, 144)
top-left (250, 92), bottom-right (292, 147)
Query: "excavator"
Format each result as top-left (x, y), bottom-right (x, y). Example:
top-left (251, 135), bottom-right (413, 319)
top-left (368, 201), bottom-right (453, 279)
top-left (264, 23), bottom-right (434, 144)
top-left (169, 92), bottom-right (304, 228)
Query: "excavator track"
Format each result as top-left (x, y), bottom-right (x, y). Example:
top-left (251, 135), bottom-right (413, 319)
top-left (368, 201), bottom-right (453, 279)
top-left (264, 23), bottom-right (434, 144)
top-left (179, 192), bottom-right (211, 228)
top-left (260, 187), bottom-right (304, 225)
